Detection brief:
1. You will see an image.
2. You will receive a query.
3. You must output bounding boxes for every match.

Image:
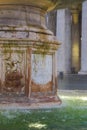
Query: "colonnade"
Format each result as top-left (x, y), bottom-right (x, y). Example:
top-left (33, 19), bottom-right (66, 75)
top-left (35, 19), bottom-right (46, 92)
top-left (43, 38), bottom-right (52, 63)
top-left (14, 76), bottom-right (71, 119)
top-left (56, 0), bottom-right (87, 74)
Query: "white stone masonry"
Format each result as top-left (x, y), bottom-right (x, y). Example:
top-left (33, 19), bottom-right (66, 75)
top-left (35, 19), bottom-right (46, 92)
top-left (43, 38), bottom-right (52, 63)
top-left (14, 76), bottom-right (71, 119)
top-left (79, 0), bottom-right (87, 74)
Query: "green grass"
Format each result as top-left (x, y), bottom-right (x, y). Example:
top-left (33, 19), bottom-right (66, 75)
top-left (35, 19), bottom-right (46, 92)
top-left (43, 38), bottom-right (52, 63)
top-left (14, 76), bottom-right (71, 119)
top-left (0, 92), bottom-right (87, 130)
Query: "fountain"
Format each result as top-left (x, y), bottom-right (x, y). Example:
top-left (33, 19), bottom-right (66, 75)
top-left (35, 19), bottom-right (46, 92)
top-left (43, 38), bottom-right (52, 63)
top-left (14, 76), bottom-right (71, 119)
top-left (0, 0), bottom-right (85, 104)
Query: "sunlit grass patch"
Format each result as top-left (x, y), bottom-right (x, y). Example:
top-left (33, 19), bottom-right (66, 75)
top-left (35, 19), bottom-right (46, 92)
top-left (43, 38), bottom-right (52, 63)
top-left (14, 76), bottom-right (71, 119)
top-left (61, 95), bottom-right (87, 101)
top-left (29, 122), bottom-right (47, 129)
top-left (58, 91), bottom-right (87, 108)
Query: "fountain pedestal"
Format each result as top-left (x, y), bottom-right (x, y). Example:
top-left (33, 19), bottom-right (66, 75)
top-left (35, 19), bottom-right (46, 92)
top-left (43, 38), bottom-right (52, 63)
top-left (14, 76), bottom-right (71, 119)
top-left (0, 3), bottom-right (61, 103)
top-left (0, 0), bottom-right (85, 104)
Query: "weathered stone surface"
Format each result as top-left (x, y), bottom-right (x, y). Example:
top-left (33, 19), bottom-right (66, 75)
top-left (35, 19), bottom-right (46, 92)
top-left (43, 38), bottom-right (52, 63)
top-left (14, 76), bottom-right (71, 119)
top-left (0, 5), bottom-right (46, 27)
top-left (0, 0), bottom-right (85, 11)
top-left (0, 3), bottom-right (59, 102)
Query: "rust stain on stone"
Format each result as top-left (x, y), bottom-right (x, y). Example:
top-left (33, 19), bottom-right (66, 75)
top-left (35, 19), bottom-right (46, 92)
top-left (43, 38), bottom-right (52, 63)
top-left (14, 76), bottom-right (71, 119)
top-left (31, 80), bottom-right (52, 92)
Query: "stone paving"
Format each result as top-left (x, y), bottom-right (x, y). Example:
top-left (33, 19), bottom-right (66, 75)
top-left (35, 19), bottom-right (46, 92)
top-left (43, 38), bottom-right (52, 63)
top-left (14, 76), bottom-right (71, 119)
top-left (58, 90), bottom-right (87, 96)
top-left (58, 74), bottom-right (87, 90)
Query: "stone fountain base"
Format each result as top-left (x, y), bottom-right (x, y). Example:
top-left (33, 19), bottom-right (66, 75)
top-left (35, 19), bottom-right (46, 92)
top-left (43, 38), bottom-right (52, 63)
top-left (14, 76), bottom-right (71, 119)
top-left (0, 93), bottom-right (61, 109)
top-left (0, 4), bottom-right (60, 105)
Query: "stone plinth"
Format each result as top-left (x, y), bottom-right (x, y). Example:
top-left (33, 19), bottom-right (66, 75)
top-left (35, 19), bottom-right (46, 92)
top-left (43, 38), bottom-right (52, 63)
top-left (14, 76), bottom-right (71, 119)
top-left (0, 0), bottom-right (85, 104)
top-left (0, 3), bottom-right (60, 103)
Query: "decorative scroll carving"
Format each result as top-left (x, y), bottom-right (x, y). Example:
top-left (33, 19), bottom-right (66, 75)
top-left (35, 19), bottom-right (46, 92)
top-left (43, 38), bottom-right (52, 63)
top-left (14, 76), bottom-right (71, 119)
top-left (2, 51), bottom-right (25, 93)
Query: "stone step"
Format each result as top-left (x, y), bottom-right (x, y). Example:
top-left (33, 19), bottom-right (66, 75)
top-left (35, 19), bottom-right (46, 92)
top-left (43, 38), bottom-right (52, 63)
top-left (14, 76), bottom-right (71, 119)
top-left (58, 74), bottom-right (87, 90)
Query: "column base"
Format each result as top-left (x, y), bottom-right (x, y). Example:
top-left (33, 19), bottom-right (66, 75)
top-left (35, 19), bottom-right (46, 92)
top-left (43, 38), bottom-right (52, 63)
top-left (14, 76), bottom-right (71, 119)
top-left (30, 95), bottom-right (62, 104)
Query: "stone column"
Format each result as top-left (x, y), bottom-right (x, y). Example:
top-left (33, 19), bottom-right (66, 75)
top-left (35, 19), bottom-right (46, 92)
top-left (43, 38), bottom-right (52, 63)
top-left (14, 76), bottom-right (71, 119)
top-left (71, 9), bottom-right (81, 73)
top-left (56, 9), bottom-right (71, 74)
top-left (79, 1), bottom-right (87, 74)
top-left (46, 10), bottom-right (57, 35)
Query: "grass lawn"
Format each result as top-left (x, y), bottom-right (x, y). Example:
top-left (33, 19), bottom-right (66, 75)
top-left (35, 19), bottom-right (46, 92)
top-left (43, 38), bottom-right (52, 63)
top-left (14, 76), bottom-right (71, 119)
top-left (0, 91), bottom-right (87, 130)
